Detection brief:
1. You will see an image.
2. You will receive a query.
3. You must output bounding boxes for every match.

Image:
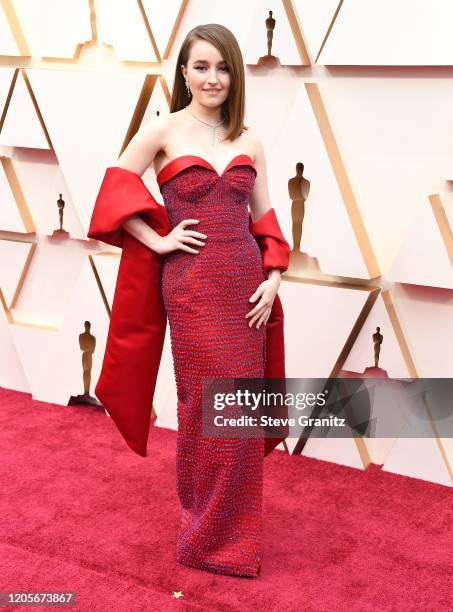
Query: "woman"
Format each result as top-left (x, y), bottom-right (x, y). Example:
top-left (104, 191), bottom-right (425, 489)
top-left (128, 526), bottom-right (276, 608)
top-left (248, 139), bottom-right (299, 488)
top-left (88, 23), bottom-right (290, 578)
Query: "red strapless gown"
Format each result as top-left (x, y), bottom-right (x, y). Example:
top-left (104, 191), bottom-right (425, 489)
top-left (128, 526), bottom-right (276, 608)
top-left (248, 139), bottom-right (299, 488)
top-left (157, 154), bottom-right (265, 578)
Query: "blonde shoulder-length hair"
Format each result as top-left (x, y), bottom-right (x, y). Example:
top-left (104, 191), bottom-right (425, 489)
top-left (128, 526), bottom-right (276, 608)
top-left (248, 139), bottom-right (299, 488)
top-left (170, 23), bottom-right (250, 142)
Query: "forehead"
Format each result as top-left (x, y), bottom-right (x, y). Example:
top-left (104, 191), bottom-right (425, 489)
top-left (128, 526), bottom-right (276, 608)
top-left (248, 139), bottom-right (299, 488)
top-left (188, 39), bottom-right (225, 63)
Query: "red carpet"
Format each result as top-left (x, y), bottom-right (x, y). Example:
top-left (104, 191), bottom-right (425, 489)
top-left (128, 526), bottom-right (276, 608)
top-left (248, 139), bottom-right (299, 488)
top-left (0, 387), bottom-right (452, 611)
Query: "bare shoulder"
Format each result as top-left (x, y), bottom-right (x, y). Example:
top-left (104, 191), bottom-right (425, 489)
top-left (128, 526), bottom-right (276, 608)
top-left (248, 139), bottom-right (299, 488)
top-left (116, 114), bottom-right (173, 175)
top-left (145, 108), bottom-right (187, 131)
top-left (141, 110), bottom-right (187, 154)
top-left (242, 127), bottom-right (265, 163)
top-left (139, 113), bottom-right (170, 145)
top-left (121, 112), bottom-right (185, 173)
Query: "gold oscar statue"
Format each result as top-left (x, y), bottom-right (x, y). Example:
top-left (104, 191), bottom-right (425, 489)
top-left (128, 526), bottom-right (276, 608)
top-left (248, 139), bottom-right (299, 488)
top-left (257, 10), bottom-right (281, 66)
top-left (287, 162), bottom-right (319, 272)
top-left (52, 193), bottom-right (69, 237)
top-left (373, 326), bottom-right (383, 367)
top-left (289, 162), bottom-right (310, 251)
top-left (362, 326), bottom-right (388, 378)
top-left (68, 321), bottom-right (102, 407)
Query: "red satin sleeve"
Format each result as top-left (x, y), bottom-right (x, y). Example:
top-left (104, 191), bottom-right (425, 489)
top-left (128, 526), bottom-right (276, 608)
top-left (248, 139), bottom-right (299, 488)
top-left (248, 208), bottom-right (291, 274)
top-left (85, 165), bottom-right (172, 457)
top-left (87, 166), bottom-right (171, 248)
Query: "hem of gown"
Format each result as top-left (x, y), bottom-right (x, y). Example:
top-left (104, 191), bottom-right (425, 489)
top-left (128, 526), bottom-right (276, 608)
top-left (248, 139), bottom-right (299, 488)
top-left (176, 553), bottom-right (261, 578)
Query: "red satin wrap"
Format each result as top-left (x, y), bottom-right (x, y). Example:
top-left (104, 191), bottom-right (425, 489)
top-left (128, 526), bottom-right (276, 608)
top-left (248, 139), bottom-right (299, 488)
top-left (87, 166), bottom-right (290, 457)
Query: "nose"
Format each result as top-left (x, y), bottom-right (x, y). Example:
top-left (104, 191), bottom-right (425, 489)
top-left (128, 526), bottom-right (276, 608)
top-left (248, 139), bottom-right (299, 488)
top-left (207, 68), bottom-right (220, 84)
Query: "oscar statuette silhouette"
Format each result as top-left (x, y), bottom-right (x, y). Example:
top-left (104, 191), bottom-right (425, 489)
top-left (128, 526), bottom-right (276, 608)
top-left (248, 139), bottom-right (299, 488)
top-left (51, 193), bottom-right (69, 238)
top-left (68, 321), bottom-right (102, 407)
top-left (257, 10), bottom-right (281, 66)
top-left (287, 162), bottom-right (320, 273)
top-left (362, 326), bottom-right (388, 378)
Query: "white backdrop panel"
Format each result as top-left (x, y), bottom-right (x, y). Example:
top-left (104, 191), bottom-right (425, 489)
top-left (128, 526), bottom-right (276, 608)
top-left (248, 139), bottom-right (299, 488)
top-left (319, 0), bottom-right (453, 65)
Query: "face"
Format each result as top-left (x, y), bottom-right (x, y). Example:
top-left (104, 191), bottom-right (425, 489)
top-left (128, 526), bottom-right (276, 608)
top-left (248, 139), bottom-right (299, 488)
top-left (182, 39), bottom-right (231, 109)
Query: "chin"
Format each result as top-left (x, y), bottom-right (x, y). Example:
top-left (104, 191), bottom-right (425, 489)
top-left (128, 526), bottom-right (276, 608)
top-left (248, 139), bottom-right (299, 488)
top-left (201, 98), bottom-right (223, 107)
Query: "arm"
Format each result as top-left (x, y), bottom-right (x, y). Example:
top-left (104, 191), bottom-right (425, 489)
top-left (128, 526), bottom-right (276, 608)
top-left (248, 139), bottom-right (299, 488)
top-left (88, 117), bottom-right (206, 255)
top-left (115, 118), bottom-right (167, 252)
top-left (248, 132), bottom-right (285, 284)
top-left (246, 130), bottom-right (291, 328)
top-left (248, 133), bottom-right (272, 223)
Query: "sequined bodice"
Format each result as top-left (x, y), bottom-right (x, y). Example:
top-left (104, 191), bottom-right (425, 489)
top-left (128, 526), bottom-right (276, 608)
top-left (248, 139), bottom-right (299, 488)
top-left (159, 161), bottom-right (257, 243)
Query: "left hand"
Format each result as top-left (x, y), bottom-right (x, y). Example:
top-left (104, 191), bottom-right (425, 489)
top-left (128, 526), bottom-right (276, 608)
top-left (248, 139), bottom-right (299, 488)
top-left (246, 275), bottom-right (281, 329)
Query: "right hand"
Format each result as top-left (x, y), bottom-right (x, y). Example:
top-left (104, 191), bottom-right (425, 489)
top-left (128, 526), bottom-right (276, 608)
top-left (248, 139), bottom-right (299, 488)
top-left (151, 219), bottom-right (207, 255)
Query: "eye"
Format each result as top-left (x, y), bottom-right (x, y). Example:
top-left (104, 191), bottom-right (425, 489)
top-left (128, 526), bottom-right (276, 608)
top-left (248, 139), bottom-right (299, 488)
top-left (193, 65), bottom-right (229, 72)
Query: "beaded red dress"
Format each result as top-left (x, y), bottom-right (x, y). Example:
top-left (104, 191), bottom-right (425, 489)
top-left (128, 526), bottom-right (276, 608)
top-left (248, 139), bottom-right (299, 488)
top-left (157, 154), bottom-right (265, 577)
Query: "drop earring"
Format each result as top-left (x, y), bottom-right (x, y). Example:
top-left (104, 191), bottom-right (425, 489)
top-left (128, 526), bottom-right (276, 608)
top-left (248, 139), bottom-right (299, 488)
top-left (181, 64), bottom-right (191, 100)
top-left (185, 79), bottom-right (191, 99)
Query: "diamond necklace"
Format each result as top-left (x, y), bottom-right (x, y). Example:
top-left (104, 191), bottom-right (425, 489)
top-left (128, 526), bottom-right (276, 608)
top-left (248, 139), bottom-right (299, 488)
top-left (186, 107), bottom-right (226, 145)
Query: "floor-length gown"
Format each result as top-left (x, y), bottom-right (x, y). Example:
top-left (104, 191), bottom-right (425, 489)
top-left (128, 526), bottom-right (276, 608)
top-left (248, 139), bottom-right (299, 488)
top-left (157, 154), bottom-right (266, 578)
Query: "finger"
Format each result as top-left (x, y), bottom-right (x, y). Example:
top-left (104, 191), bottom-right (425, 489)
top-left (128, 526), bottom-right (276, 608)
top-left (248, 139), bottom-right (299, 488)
top-left (256, 308), bottom-right (269, 329)
top-left (256, 310), bottom-right (269, 329)
top-left (185, 230), bottom-right (208, 239)
top-left (182, 236), bottom-right (205, 246)
top-left (177, 242), bottom-right (199, 254)
top-left (245, 295), bottom-right (269, 318)
top-left (245, 303), bottom-right (265, 318)
top-left (179, 219), bottom-right (200, 228)
top-left (248, 288), bottom-right (264, 304)
top-left (248, 308), bottom-right (266, 327)
top-left (248, 313), bottom-right (261, 327)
